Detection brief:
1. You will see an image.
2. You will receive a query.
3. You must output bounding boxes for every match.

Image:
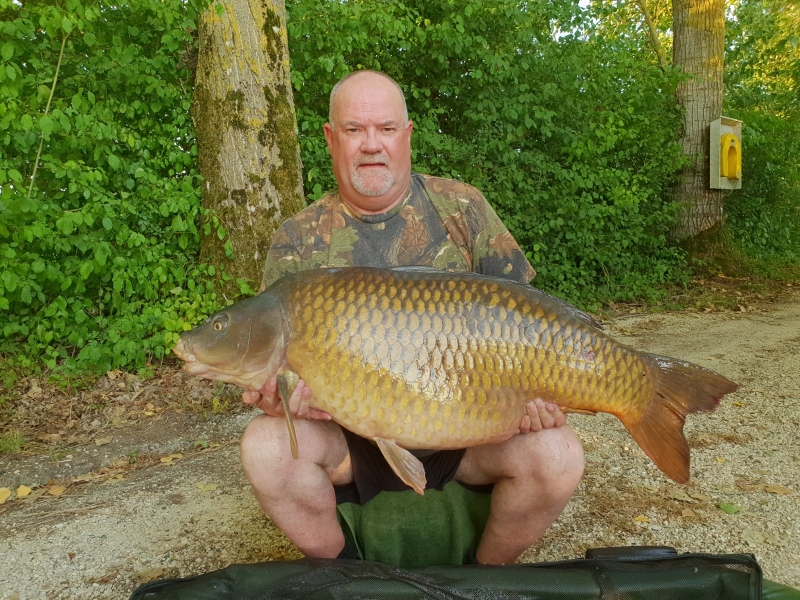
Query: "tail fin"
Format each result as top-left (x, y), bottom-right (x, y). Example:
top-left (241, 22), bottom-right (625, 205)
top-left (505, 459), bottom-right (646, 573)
top-left (621, 356), bottom-right (738, 484)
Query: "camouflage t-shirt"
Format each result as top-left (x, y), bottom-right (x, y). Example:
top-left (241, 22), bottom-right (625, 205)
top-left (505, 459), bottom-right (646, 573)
top-left (260, 173), bottom-right (535, 290)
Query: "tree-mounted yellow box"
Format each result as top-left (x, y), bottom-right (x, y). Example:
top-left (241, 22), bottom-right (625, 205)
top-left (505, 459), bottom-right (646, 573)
top-left (710, 117), bottom-right (743, 190)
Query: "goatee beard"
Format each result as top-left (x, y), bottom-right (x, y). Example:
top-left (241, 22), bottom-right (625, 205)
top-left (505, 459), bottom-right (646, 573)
top-left (352, 158), bottom-right (393, 196)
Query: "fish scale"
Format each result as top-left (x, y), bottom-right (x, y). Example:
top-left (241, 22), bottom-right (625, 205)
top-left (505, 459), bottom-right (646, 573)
top-left (174, 266), bottom-right (739, 491)
top-left (284, 269), bottom-right (640, 448)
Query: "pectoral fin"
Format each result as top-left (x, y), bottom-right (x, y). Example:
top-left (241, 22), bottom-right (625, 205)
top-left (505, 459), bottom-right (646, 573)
top-left (375, 438), bottom-right (427, 495)
top-left (276, 369), bottom-right (299, 460)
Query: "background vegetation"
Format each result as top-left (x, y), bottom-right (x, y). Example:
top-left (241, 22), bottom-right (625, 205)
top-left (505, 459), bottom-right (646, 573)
top-left (1, 0), bottom-right (798, 377)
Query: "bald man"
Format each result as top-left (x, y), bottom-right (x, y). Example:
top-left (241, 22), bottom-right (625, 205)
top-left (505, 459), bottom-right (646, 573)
top-left (240, 70), bottom-right (584, 567)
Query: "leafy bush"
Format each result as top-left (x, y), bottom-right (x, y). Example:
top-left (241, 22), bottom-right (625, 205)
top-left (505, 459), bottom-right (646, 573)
top-left (724, 0), bottom-right (800, 265)
top-left (0, 0), bottom-right (218, 373)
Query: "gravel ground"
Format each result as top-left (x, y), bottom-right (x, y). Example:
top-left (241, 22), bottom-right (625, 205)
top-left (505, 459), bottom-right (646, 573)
top-left (1, 289), bottom-right (798, 599)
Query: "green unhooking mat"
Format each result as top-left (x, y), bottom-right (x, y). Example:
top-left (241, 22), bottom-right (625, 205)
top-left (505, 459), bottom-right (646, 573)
top-left (128, 546), bottom-right (800, 600)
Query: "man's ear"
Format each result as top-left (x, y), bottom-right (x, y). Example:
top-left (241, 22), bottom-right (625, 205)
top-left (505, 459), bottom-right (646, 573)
top-left (323, 122), bottom-right (334, 152)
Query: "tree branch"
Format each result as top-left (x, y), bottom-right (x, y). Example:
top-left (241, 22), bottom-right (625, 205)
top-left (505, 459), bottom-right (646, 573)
top-left (28, 31), bottom-right (70, 199)
top-left (633, 0), bottom-right (666, 69)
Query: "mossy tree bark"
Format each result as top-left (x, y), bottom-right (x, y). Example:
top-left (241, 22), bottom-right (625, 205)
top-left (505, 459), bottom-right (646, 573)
top-left (192, 0), bottom-right (304, 296)
top-left (671, 0), bottom-right (725, 239)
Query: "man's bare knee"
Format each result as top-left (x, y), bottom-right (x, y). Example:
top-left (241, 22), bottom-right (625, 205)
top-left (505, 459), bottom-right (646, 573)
top-left (527, 427), bottom-right (584, 492)
top-left (240, 415), bottom-right (351, 488)
top-left (504, 426), bottom-right (584, 488)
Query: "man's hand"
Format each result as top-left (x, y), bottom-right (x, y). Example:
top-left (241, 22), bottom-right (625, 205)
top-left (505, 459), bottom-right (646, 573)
top-left (518, 398), bottom-right (567, 434)
top-left (242, 377), bottom-right (332, 420)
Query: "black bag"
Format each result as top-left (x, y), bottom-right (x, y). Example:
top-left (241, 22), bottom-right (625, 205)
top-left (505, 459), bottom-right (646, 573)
top-left (129, 546), bottom-right (789, 600)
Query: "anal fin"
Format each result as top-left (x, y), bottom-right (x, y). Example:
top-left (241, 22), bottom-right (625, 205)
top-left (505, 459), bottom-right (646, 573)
top-left (276, 368), bottom-right (300, 459)
top-left (375, 438), bottom-right (427, 495)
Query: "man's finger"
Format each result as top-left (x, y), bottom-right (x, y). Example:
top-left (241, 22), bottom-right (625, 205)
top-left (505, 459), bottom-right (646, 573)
top-left (242, 390), bottom-right (260, 406)
top-left (519, 413), bottom-right (532, 434)
top-left (547, 402), bottom-right (568, 428)
top-left (536, 398), bottom-right (556, 429)
top-left (296, 382), bottom-right (312, 418)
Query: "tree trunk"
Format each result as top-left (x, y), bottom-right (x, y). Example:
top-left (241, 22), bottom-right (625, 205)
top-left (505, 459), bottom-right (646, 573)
top-left (671, 0), bottom-right (725, 239)
top-left (192, 0), bottom-right (304, 295)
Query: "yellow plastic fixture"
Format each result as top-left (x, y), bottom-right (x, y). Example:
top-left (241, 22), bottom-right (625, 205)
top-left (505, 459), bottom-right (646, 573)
top-left (720, 133), bottom-right (741, 180)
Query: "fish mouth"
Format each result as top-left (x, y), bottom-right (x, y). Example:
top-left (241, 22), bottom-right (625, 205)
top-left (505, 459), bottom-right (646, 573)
top-left (172, 339), bottom-right (195, 362)
top-left (172, 339), bottom-right (211, 376)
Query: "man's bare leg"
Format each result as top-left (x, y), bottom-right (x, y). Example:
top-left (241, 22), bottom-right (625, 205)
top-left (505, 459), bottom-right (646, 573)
top-left (240, 415), bottom-right (352, 558)
top-left (455, 419), bottom-right (584, 565)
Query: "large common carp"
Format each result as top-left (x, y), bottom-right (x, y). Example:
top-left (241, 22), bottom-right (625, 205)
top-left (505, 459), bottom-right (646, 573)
top-left (173, 267), bottom-right (737, 492)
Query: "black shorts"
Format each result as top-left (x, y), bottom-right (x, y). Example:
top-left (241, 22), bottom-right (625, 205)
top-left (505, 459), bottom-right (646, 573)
top-left (333, 428), bottom-right (494, 505)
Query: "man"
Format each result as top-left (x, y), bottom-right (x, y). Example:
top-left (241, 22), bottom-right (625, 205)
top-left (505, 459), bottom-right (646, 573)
top-left (240, 70), bottom-right (584, 567)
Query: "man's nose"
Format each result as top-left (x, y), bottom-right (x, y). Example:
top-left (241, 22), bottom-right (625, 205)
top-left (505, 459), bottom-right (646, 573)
top-left (360, 128), bottom-right (382, 153)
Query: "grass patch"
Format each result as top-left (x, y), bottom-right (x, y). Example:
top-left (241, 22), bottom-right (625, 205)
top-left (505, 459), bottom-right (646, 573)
top-left (0, 431), bottom-right (25, 454)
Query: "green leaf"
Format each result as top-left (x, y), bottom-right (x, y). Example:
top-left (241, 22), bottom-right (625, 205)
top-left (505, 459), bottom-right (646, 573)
top-left (62, 16), bottom-right (74, 34)
top-left (39, 115), bottom-right (54, 136)
top-left (102, 217), bottom-right (113, 230)
top-left (84, 32), bottom-right (96, 46)
top-left (1, 43), bottom-right (13, 61)
top-left (108, 154), bottom-right (120, 169)
top-left (224, 240), bottom-right (234, 258)
top-left (95, 245), bottom-right (109, 266)
top-left (717, 502), bottom-right (742, 514)
top-left (79, 261), bottom-right (94, 279)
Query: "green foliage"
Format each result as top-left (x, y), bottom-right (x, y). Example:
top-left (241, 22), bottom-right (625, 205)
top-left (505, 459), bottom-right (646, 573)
top-left (0, 0), bottom-right (219, 373)
top-left (724, 0), bottom-right (800, 265)
top-left (287, 0), bottom-right (690, 306)
top-left (2, 0), bottom-right (797, 374)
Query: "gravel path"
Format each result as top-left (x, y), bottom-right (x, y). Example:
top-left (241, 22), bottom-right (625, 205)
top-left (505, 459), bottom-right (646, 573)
top-left (1, 290), bottom-right (798, 599)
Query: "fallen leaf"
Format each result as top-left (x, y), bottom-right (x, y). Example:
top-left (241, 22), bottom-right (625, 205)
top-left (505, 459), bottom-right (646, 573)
top-left (16, 485), bottom-right (31, 498)
top-left (107, 370), bottom-right (121, 380)
top-left (668, 488), bottom-right (695, 503)
top-left (48, 485), bottom-right (67, 497)
top-left (0, 488), bottom-right (11, 504)
top-left (763, 485), bottom-right (791, 495)
top-left (681, 508), bottom-right (696, 517)
top-left (742, 528), bottom-right (765, 546)
top-left (732, 401), bottom-right (743, 407)
top-left (195, 482), bottom-right (217, 492)
top-left (717, 502), bottom-right (741, 514)
top-left (715, 457), bottom-right (726, 464)
top-left (95, 437), bottom-right (112, 446)
top-left (38, 433), bottom-right (62, 442)
top-left (764, 533), bottom-right (788, 547)
top-left (688, 492), bottom-right (713, 501)
top-left (160, 453), bottom-right (183, 464)
top-left (634, 515), bottom-right (650, 523)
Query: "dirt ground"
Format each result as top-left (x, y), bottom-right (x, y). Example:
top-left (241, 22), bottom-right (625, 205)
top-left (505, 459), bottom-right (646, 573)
top-left (1, 286), bottom-right (798, 599)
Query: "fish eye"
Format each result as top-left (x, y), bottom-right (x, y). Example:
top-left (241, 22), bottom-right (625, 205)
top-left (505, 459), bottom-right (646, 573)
top-left (212, 314), bottom-right (229, 331)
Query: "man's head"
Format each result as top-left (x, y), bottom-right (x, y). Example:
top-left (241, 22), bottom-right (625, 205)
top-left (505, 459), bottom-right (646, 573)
top-left (324, 71), bottom-right (413, 214)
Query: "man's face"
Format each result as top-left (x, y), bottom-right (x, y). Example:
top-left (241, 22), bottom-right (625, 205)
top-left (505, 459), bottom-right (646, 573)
top-left (323, 73), bottom-right (413, 214)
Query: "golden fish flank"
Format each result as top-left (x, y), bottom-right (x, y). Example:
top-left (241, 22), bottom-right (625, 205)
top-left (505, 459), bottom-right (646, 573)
top-left (173, 266), bottom-right (738, 494)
